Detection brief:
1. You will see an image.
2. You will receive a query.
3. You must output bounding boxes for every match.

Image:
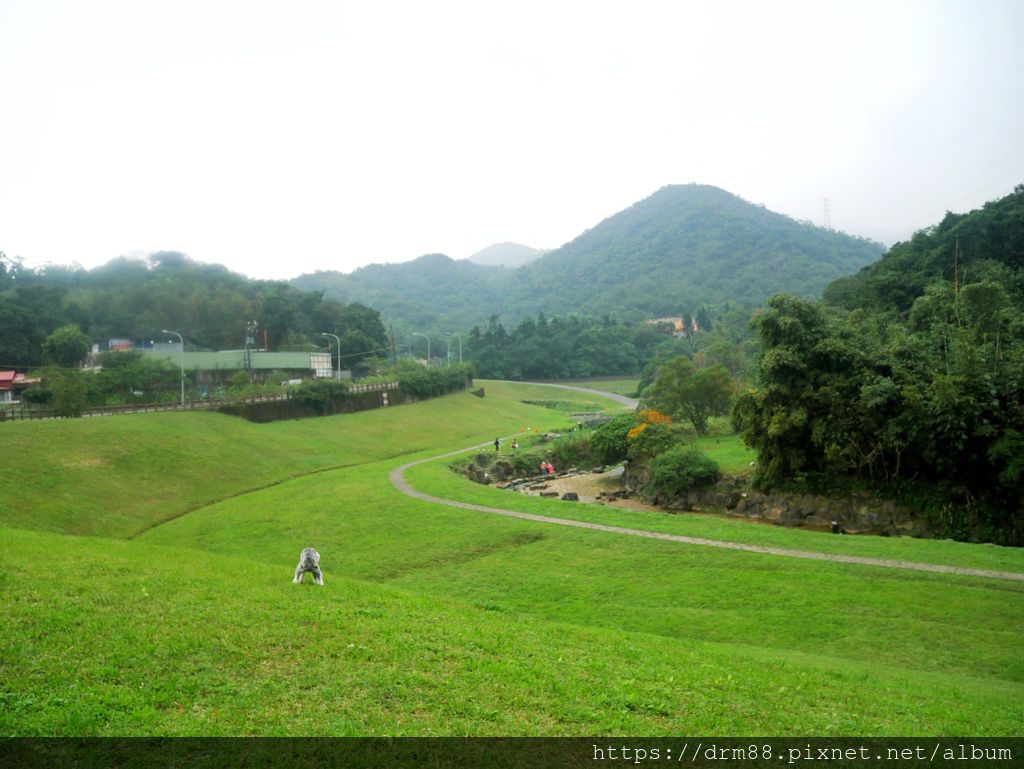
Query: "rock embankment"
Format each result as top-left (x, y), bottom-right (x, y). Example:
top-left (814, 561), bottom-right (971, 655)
top-left (459, 454), bottom-right (933, 538)
top-left (653, 477), bottom-right (928, 536)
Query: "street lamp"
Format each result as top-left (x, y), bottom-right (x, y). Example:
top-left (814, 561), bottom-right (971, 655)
top-left (412, 332), bottom-right (431, 366)
top-left (162, 329), bottom-right (185, 408)
top-left (320, 332), bottom-right (341, 380)
top-left (450, 334), bottom-right (462, 364)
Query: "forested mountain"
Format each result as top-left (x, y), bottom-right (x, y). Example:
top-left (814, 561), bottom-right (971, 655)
top-left (738, 184), bottom-right (1024, 543)
top-left (291, 254), bottom-right (509, 332)
top-left (294, 184), bottom-right (884, 332)
top-left (466, 242), bottom-right (545, 268)
top-left (0, 251), bottom-right (387, 368)
top-left (508, 185), bottom-right (883, 319)
top-left (824, 185), bottom-right (1024, 312)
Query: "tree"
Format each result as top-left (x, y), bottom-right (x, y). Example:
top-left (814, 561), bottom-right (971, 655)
top-left (590, 413), bottom-right (639, 464)
top-left (41, 324), bottom-right (91, 368)
top-left (644, 356), bottom-right (733, 435)
top-left (732, 294), bottom-right (859, 486)
top-left (95, 350), bottom-right (179, 402)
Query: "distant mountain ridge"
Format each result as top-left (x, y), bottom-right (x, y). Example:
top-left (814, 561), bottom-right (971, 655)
top-left (293, 184), bottom-right (885, 330)
top-left (466, 242), bottom-right (546, 268)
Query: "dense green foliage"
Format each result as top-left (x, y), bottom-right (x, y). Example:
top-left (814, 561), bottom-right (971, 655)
top-left (508, 185), bottom-right (884, 320)
top-left (824, 184), bottom-right (1024, 313)
top-left (293, 185), bottom-right (884, 333)
top-left (465, 313), bottom-right (672, 379)
top-left (0, 251), bottom-right (387, 368)
top-left (290, 378), bottom-right (352, 415)
top-left (642, 356), bottom-right (734, 435)
top-left (390, 360), bottom-right (473, 398)
top-left (646, 445), bottom-right (722, 498)
top-left (41, 324), bottom-right (91, 367)
top-left (736, 187), bottom-right (1024, 543)
top-left (590, 413), bottom-right (638, 464)
top-left (292, 254), bottom-right (509, 332)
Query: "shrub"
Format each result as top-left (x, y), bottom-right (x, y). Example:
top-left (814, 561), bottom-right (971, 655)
top-left (228, 371), bottom-right (252, 392)
top-left (620, 408), bottom-right (682, 460)
top-left (646, 446), bottom-right (721, 499)
top-left (546, 432), bottom-right (594, 469)
top-left (392, 361), bottom-right (472, 398)
top-left (627, 422), bottom-right (682, 461)
top-left (291, 378), bottom-right (350, 415)
top-left (590, 413), bottom-right (638, 464)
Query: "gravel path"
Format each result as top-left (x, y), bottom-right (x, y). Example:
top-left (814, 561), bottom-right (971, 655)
top-left (390, 447), bottom-right (1024, 583)
top-left (388, 382), bottom-right (1024, 582)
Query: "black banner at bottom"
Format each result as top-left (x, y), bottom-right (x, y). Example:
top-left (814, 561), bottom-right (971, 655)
top-left (1, 738), bottom-right (1021, 769)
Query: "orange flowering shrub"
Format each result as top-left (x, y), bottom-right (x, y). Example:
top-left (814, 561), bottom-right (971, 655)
top-left (627, 422), bottom-right (648, 439)
top-left (637, 408), bottom-right (672, 426)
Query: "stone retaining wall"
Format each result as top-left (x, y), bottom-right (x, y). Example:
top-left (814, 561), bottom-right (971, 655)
top-left (650, 476), bottom-right (932, 537)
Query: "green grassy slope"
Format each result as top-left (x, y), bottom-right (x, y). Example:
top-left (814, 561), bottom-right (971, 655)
top-left (401, 458), bottom-right (1024, 573)
top-left (139, 458), bottom-right (1024, 678)
top-left (0, 382), bottom-right (588, 539)
top-left (3, 526), bottom-right (1022, 735)
top-left (3, 381), bottom-right (1023, 735)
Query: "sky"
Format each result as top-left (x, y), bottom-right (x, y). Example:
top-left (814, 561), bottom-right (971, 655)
top-left (2, 0), bottom-right (1023, 281)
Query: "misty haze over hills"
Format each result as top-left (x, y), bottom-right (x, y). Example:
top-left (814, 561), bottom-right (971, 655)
top-left (292, 184), bottom-right (884, 330)
top-left (465, 242), bottom-right (547, 268)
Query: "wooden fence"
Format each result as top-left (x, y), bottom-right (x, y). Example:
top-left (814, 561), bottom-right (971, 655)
top-left (0, 382), bottom-right (399, 423)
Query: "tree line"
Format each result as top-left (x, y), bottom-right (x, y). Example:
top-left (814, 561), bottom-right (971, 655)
top-left (0, 251), bottom-right (388, 369)
top-left (736, 185), bottom-right (1024, 544)
top-left (464, 313), bottom-right (668, 380)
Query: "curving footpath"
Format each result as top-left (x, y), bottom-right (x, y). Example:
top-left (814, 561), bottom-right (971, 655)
top-left (390, 382), bottom-right (1024, 582)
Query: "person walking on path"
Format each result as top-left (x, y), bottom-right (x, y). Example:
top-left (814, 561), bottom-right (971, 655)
top-left (494, 438), bottom-right (500, 451)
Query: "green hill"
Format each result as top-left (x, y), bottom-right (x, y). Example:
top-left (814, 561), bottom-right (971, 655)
top-left (294, 185), bottom-right (884, 330)
top-left (510, 184), bottom-right (883, 319)
top-left (736, 184), bottom-right (1024, 543)
top-left (824, 183), bottom-right (1024, 312)
top-left (466, 241), bottom-right (546, 268)
top-left (2, 384), bottom-right (1023, 735)
top-left (291, 254), bottom-right (510, 331)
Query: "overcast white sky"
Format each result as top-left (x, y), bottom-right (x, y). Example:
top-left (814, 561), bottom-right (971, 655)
top-left (2, 0), bottom-right (1023, 280)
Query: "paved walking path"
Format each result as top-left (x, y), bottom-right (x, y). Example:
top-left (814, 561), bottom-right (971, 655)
top-left (389, 382), bottom-right (1024, 583)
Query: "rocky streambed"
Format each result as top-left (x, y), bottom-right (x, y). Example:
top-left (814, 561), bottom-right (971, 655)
top-left (464, 456), bottom-right (934, 538)
top-left (498, 466), bottom-right (664, 513)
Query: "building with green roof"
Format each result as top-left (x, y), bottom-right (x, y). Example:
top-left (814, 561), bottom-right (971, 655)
top-left (142, 347), bottom-right (335, 384)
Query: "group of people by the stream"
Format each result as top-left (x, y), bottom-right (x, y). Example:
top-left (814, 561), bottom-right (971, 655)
top-left (494, 436), bottom-right (554, 475)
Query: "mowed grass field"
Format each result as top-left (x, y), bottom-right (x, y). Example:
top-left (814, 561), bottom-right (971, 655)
top-left (2, 380), bottom-right (1023, 735)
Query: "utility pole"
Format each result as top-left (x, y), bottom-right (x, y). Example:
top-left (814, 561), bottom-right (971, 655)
top-left (413, 332), bottom-right (431, 366)
top-left (162, 329), bottom-right (185, 408)
top-left (244, 320), bottom-right (258, 378)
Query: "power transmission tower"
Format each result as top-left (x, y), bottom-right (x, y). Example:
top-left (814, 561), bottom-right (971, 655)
top-left (822, 197), bottom-right (832, 230)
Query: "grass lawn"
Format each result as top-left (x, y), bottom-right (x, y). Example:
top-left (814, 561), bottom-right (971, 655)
top-left (692, 432), bottom-right (758, 475)
top-left (555, 378), bottom-right (640, 397)
top-left (2, 379), bottom-right (1022, 736)
top-left (0, 381), bottom-right (585, 539)
top-left (6, 526), bottom-right (1019, 735)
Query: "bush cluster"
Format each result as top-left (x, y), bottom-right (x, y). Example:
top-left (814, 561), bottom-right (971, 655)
top-left (393, 361), bottom-right (473, 399)
top-left (646, 446), bottom-right (721, 499)
top-left (291, 379), bottom-right (350, 415)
